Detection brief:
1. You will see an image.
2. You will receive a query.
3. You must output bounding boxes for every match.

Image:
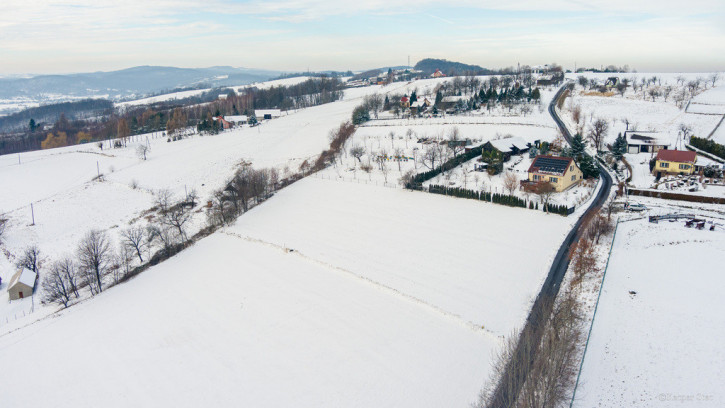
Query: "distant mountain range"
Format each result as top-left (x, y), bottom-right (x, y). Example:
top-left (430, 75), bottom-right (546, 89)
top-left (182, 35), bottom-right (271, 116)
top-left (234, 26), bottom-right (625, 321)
top-left (0, 66), bottom-right (282, 101)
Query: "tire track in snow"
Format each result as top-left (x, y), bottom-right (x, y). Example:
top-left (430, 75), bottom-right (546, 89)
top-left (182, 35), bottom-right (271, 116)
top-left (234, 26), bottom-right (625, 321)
top-left (220, 230), bottom-right (500, 339)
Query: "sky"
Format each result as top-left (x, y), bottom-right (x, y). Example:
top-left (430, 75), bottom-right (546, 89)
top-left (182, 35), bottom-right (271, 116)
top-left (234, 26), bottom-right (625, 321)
top-left (1, 0), bottom-right (724, 75)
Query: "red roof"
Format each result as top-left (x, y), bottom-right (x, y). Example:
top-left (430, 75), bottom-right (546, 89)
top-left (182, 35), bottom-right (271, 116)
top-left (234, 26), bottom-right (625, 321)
top-left (528, 155), bottom-right (575, 176)
top-left (400, 96), bottom-right (409, 102)
top-left (656, 149), bottom-right (696, 163)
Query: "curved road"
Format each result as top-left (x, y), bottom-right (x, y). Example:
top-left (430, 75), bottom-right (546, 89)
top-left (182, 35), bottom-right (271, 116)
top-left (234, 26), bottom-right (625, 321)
top-left (489, 82), bottom-right (613, 406)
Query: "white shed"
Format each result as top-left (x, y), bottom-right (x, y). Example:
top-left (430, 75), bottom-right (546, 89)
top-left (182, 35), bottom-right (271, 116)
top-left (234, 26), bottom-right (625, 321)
top-left (8, 268), bottom-right (37, 300)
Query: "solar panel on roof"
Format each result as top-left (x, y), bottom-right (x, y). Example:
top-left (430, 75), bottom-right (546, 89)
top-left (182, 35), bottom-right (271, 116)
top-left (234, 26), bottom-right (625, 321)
top-left (534, 157), bottom-right (568, 174)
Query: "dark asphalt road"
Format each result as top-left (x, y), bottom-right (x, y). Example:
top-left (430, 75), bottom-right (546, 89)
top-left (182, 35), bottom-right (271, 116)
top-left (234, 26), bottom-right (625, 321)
top-left (489, 82), bottom-right (613, 407)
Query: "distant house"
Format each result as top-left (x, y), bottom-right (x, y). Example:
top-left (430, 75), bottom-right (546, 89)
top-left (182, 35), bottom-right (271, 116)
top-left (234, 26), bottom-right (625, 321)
top-left (536, 72), bottom-right (564, 87)
top-left (431, 69), bottom-right (446, 78)
top-left (654, 150), bottom-right (697, 176)
top-left (527, 155), bottom-right (583, 192)
top-left (625, 131), bottom-right (670, 154)
top-left (224, 115), bottom-right (248, 125)
top-left (255, 109), bottom-right (282, 120)
top-left (410, 98), bottom-right (432, 115)
top-left (483, 137), bottom-right (531, 162)
top-left (212, 116), bottom-right (233, 130)
top-left (7, 268), bottom-right (37, 301)
top-left (400, 96), bottom-right (410, 109)
top-left (440, 95), bottom-right (468, 111)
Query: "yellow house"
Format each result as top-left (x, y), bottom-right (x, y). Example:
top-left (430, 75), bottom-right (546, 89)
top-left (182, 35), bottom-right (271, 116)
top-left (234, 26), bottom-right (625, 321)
top-left (654, 150), bottom-right (697, 176)
top-left (527, 155), bottom-right (583, 192)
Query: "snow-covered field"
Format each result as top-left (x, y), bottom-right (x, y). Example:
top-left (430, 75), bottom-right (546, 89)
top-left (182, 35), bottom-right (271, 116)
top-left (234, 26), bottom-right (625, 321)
top-left (0, 175), bottom-right (574, 407)
top-left (0, 232), bottom-right (491, 408)
top-left (574, 216), bottom-right (725, 408)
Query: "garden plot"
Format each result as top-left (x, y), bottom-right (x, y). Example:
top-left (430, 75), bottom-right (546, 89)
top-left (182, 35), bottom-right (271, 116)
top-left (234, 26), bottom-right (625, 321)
top-left (423, 153), bottom-right (597, 208)
top-left (574, 217), bottom-right (725, 408)
top-left (0, 232), bottom-right (494, 408)
top-left (231, 176), bottom-right (573, 335)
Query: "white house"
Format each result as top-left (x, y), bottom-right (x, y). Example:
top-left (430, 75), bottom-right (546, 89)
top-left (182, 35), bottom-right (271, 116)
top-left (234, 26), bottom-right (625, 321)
top-left (625, 131), bottom-right (670, 154)
top-left (224, 115), bottom-right (248, 124)
top-left (7, 268), bottom-right (37, 300)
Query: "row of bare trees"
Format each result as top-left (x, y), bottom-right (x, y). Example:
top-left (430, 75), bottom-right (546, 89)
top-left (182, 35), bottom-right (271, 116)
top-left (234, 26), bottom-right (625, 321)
top-left (477, 209), bottom-right (614, 407)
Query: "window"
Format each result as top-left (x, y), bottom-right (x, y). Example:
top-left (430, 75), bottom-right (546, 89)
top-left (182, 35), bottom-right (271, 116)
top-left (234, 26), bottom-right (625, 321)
top-left (660, 162), bottom-right (669, 168)
top-left (550, 177), bottom-right (558, 183)
top-left (679, 164), bottom-right (690, 170)
top-left (571, 175), bottom-right (576, 181)
top-left (533, 174), bottom-right (540, 181)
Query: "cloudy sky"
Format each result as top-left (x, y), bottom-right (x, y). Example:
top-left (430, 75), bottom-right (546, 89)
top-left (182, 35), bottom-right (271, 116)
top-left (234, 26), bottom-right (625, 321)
top-left (1, 0), bottom-right (724, 75)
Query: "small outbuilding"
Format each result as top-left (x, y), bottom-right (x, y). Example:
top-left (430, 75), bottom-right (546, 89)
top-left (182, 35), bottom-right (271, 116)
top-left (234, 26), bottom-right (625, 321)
top-left (625, 131), bottom-right (670, 154)
top-left (7, 268), bottom-right (37, 300)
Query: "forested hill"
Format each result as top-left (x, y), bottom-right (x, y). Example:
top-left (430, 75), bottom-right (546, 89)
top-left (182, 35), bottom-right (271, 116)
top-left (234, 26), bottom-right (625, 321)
top-left (414, 58), bottom-right (490, 75)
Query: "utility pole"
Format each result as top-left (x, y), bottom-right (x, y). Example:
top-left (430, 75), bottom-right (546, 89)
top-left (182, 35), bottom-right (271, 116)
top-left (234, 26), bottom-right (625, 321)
top-left (30, 203), bottom-right (35, 226)
top-left (97, 161), bottom-right (101, 179)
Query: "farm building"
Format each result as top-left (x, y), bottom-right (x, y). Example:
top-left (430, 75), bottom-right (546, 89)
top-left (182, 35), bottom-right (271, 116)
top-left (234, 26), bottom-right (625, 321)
top-left (653, 150), bottom-right (697, 176)
top-left (212, 116), bottom-right (233, 130)
top-left (7, 268), bottom-right (37, 301)
top-left (483, 137), bottom-right (531, 162)
top-left (440, 95), bottom-right (468, 111)
top-left (625, 131), bottom-right (670, 154)
top-left (224, 115), bottom-right (248, 124)
top-left (431, 69), bottom-right (446, 78)
top-left (255, 109), bottom-right (282, 120)
top-left (526, 155), bottom-right (583, 192)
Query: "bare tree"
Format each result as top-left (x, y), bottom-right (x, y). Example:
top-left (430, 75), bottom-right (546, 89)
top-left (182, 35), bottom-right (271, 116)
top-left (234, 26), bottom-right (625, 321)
top-left (349, 145), bottom-right (365, 165)
top-left (503, 172), bottom-right (519, 195)
top-left (136, 144), bottom-right (150, 160)
top-left (587, 118), bottom-right (609, 151)
top-left (120, 226), bottom-right (148, 262)
top-left (161, 203), bottom-right (192, 244)
top-left (0, 212), bottom-right (7, 241)
top-left (76, 229), bottom-right (113, 294)
top-left (448, 127), bottom-right (464, 157)
top-left (421, 144), bottom-right (440, 170)
top-left (679, 123), bottom-right (693, 143)
top-left (42, 259), bottom-right (78, 308)
top-left (393, 147), bottom-right (404, 172)
top-left (16, 245), bottom-right (41, 273)
top-left (647, 87), bottom-right (660, 102)
top-left (662, 85), bottom-right (673, 102)
top-left (710, 73), bottom-right (720, 87)
top-left (155, 189), bottom-right (173, 213)
top-left (533, 181), bottom-right (556, 212)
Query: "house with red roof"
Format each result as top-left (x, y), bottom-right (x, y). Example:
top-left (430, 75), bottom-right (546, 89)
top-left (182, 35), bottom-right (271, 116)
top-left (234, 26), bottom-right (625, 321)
top-left (400, 96), bottom-right (410, 108)
top-left (653, 150), bottom-right (697, 176)
top-left (431, 69), bottom-right (446, 78)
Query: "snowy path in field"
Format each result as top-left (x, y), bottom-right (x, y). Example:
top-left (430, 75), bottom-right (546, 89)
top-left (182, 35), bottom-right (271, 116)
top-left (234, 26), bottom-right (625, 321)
top-left (230, 177), bottom-right (573, 336)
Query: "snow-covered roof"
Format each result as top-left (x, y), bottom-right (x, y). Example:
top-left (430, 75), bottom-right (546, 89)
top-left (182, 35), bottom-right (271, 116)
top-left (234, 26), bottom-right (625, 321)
top-left (9, 268), bottom-right (37, 289)
top-left (625, 131), bottom-right (669, 146)
top-left (441, 96), bottom-right (467, 103)
top-left (488, 137), bottom-right (529, 152)
top-left (224, 115), bottom-right (248, 123)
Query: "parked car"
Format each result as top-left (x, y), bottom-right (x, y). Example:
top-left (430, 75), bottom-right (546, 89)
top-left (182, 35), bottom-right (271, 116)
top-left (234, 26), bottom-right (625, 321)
top-left (626, 203), bottom-right (647, 212)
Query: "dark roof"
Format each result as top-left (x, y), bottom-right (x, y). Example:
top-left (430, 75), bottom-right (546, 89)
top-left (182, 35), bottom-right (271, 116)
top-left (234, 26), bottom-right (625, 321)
top-left (528, 155), bottom-right (575, 176)
top-left (656, 150), bottom-right (696, 163)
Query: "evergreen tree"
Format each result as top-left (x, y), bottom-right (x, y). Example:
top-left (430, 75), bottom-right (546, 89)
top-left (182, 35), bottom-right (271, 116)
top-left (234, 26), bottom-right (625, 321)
top-left (578, 153), bottom-right (599, 178)
top-left (352, 106), bottom-right (370, 125)
top-left (435, 90), bottom-right (443, 107)
top-left (531, 88), bottom-right (541, 101)
top-left (29, 118), bottom-right (37, 132)
top-left (570, 133), bottom-right (586, 160)
top-left (410, 91), bottom-right (417, 104)
top-left (247, 113), bottom-right (258, 126)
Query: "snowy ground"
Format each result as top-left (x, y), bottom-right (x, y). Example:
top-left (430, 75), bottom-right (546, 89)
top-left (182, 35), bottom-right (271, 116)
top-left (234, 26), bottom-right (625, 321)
top-left (0, 84), bottom-right (385, 324)
top-left (574, 215), bottom-right (725, 408)
top-left (0, 175), bottom-right (575, 407)
top-left (0, 232), bottom-right (491, 408)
